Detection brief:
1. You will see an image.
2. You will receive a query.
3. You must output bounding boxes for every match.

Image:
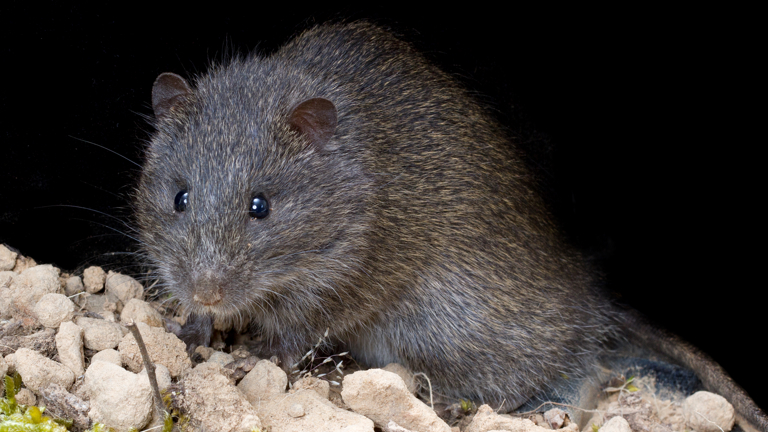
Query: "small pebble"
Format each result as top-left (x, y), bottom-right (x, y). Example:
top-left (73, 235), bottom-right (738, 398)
top-left (287, 403), bottom-right (305, 418)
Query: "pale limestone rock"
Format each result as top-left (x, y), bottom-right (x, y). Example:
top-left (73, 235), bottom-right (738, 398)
top-left (91, 348), bottom-right (122, 367)
top-left (0, 271), bottom-right (16, 319)
top-left (291, 376), bottom-right (331, 400)
top-left (10, 264), bottom-right (61, 318)
top-left (194, 345), bottom-right (214, 361)
top-left (287, 403), bottom-right (305, 418)
top-left (121, 298), bottom-right (163, 327)
top-left (83, 266), bottom-right (106, 293)
top-left (383, 363), bottom-right (418, 394)
top-left (544, 408), bottom-right (568, 429)
top-left (258, 389), bottom-right (374, 432)
top-left (466, 404), bottom-right (579, 432)
top-left (207, 350), bottom-right (235, 368)
top-left (65, 275), bottom-right (84, 296)
top-left (4, 354), bottom-right (15, 375)
top-left (12, 255), bottom-right (37, 273)
top-left (385, 421), bottom-right (415, 432)
top-left (76, 316), bottom-right (124, 351)
top-left (0, 245), bottom-right (17, 271)
top-left (34, 293), bottom-right (75, 328)
top-left (14, 348), bottom-right (75, 392)
top-left (237, 359), bottom-right (288, 405)
top-left (0, 356), bottom-right (8, 377)
top-left (118, 322), bottom-right (191, 378)
top-left (182, 362), bottom-right (262, 432)
top-left (139, 363), bottom-right (172, 392)
top-left (683, 391), bottom-right (735, 432)
top-left (0, 271), bottom-right (16, 287)
top-left (79, 292), bottom-right (106, 314)
top-left (599, 416), bottom-right (631, 432)
top-left (15, 388), bottom-right (36, 406)
top-left (56, 321), bottom-right (85, 376)
top-left (342, 368), bottom-right (451, 432)
top-left (105, 271), bottom-right (143, 310)
top-left (85, 360), bottom-right (152, 432)
top-left (100, 309), bottom-right (117, 322)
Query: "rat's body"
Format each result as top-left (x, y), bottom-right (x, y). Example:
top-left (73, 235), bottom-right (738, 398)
top-left (135, 22), bottom-right (766, 429)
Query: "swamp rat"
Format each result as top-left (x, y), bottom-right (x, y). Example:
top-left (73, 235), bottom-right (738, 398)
top-left (135, 22), bottom-right (766, 430)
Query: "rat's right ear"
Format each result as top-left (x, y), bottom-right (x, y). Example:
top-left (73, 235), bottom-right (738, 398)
top-left (152, 72), bottom-right (192, 119)
top-left (288, 98), bottom-right (338, 151)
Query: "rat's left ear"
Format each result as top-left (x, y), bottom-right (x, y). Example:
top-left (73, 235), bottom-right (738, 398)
top-left (288, 98), bottom-right (338, 151)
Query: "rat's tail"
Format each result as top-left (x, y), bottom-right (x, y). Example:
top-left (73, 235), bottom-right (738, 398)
top-left (618, 308), bottom-right (767, 432)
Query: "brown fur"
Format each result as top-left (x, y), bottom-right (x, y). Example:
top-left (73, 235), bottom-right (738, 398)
top-left (134, 22), bottom-right (766, 430)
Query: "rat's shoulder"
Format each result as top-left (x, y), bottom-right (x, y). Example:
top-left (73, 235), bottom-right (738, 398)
top-left (272, 21), bottom-right (427, 73)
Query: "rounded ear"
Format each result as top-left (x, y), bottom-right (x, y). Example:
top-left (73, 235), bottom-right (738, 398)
top-left (152, 72), bottom-right (192, 118)
top-left (288, 98), bottom-right (338, 151)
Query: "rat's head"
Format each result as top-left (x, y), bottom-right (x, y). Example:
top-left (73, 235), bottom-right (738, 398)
top-left (135, 66), bottom-right (373, 324)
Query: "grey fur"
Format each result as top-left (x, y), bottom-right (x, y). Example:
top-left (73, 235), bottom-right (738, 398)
top-left (134, 22), bottom-right (766, 430)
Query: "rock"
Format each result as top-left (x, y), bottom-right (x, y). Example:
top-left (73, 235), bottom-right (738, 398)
top-left (84, 360), bottom-right (153, 432)
top-left (14, 348), bottom-right (75, 392)
top-left (342, 369), bottom-right (451, 432)
top-left (10, 264), bottom-right (61, 318)
top-left (91, 348), bottom-right (122, 367)
top-left (0, 245), bottom-right (17, 271)
top-left (105, 271), bottom-right (143, 310)
top-left (40, 383), bottom-right (91, 430)
top-left (181, 362), bottom-right (262, 432)
top-left (77, 293), bottom-right (104, 314)
top-left (465, 405), bottom-right (578, 432)
top-left (383, 363), bottom-right (418, 394)
top-left (194, 345), bottom-right (214, 361)
top-left (0, 327), bottom-right (56, 358)
top-left (13, 255), bottom-right (37, 273)
top-left (3, 354), bottom-right (15, 375)
top-left (55, 321), bottom-right (85, 376)
top-left (0, 356), bottom-right (8, 377)
top-left (76, 316), bottom-right (124, 351)
top-left (258, 389), bottom-right (374, 432)
top-left (224, 355), bottom-right (260, 381)
top-left (0, 271), bottom-right (15, 319)
top-left (544, 408), bottom-right (568, 429)
top-left (0, 271), bottom-right (16, 287)
top-left (238, 359), bottom-right (288, 405)
top-left (34, 293), bottom-right (75, 328)
top-left (288, 403), bottom-right (305, 418)
top-left (230, 345), bottom-right (250, 360)
top-left (599, 416), bottom-right (631, 432)
top-left (121, 299), bottom-right (163, 327)
top-left (208, 350), bottom-right (235, 368)
top-left (139, 363), bottom-right (172, 392)
top-left (16, 388), bottom-right (36, 406)
top-left (682, 391), bottom-right (735, 432)
top-left (385, 421), bottom-right (415, 432)
top-left (118, 322), bottom-right (191, 378)
top-left (291, 376), bottom-right (331, 400)
top-left (83, 266), bottom-right (106, 293)
top-left (100, 309), bottom-right (117, 322)
top-left (64, 275), bottom-right (85, 296)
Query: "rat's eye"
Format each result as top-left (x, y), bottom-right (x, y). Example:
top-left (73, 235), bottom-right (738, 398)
top-left (174, 190), bottom-right (189, 212)
top-left (249, 194), bottom-right (270, 219)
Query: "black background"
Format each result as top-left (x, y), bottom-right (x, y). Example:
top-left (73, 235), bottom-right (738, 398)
top-left (2, 5), bottom-right (763, 409)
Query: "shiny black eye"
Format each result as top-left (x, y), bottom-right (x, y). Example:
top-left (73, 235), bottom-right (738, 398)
top-left (249, 194), bottom-right (270, 219)
top-left (174, 190), bottom-right (189, 212)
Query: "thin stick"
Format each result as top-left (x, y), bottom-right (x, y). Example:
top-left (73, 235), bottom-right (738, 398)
top-left (125, 320), bottom-right (166, 419)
